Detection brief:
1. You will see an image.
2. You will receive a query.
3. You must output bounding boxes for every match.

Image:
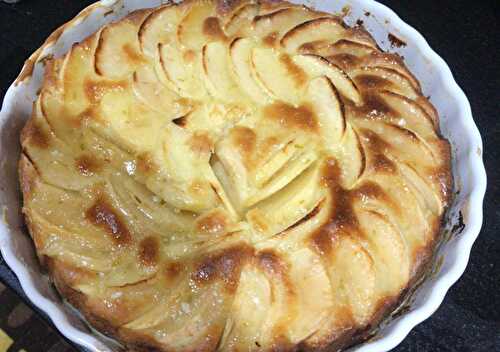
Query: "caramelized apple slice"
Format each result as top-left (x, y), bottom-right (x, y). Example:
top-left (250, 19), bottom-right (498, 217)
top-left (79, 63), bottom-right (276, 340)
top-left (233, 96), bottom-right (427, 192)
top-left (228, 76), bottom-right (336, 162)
top-left (177, 0), bottom-right (220, 50)
top-left (60, 37), bottom-right (100, 118)
top-left (224, 3), bottom-right (259, 37)
top-left (281, 17), bottom-right (346, 53)
top-left (357, 210), bottom-right (410, 295)
top-left (230, 38), bottom-right (272, 103)
top-left (378, 90), bottom-right (436, 139)
top-left (145, 125), bottom-right (218, 212)
top-left (336, 124), bottom-right (366, 188)
top-left (109, 175), bottom-right (196, 235)
top-left (132, 65), bottom-right (191, 116)
top-left (361, 52), bottom-right (421, 91)
top-left (355, 116), bottom-right (437, 170)
top-left (246, 161), bottom-right (323, 238)
top-left (306, 76), bottom-right (346, 146)
top-left (202, 41), bottom-right (242, 101)
top-left (95, 13), bottom-right (149, 78)
top-left (353, 173), bottom-right (429, 251)
top-left (159, 42), bottom-right (207, 99)
top-left (220, 266), bottom-right (272, 351)
top-left (326, 235), bottom-right (376, 325)
top-left (246, 147), bottom-right (317, 208)
top-left (253, 7), bottom-right (326, 42)
top-left (398, 162), bottom-right (443, 215)
top-left (138, 4), bottom-right (187, 57)
top-left (251, 47), bottom-right (304, 103)
top-left (351, 66), bottom-right (419, 100)
top-left (28, 210), bottom-right (113, 272)
top-left (94, 84), bottom-right (167, 153)
top-left (294, 54), bottom-right (362, 105)
top-left (286, 248), bottom-right (333, 342)
top-left (21, 100), bottom-right (99, 190)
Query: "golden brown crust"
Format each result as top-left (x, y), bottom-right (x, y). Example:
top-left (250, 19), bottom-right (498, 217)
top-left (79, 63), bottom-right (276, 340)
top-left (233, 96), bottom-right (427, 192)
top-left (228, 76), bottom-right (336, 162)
top-left (18, 1), bottom-right (452, 351)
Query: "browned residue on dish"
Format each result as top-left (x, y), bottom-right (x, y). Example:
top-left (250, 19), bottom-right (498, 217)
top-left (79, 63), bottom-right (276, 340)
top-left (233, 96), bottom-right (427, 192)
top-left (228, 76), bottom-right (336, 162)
top-left (388, 33), bottom-right (407, 48)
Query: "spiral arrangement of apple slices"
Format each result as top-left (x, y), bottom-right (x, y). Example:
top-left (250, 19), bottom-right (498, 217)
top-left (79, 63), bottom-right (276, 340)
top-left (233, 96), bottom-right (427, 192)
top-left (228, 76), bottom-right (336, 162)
top-left (19, 0), bottom-right (451, 351)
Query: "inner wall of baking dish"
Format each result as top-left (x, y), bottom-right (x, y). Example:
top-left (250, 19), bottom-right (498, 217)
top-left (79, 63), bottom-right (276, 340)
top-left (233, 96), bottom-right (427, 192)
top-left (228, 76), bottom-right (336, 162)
top-left (0, 0), bottom-right (476, 351)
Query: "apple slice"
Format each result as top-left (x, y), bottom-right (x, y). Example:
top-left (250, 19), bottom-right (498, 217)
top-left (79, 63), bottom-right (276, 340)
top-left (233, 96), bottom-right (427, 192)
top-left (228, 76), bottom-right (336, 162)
top-left (336, 124), bottom-right (366, 188)
top-left (95, 12), bottom-right (149, 78)
top-left (281, 17), bottom-right (346, 53)
top-left (219, 266), bottom-right (272, 351)
top-left (293, 54), bottom-right (362, 105)
top-left (246, 161), bottom-right (323, 238)
top-left (360, 52), bottom-right (421, 91)
top-left (61, 37), bottom-right (100, 118)
top-left (251, 47), bottom-right (305, 103)
top-left (253, 7), bottom-right (326, 43)
top-left (177, 0), bottom-right (222, 50)
top-left (22, 99), bottom-right (99, 191)
top-left (299, 38), bottom-right (373, 58)
top-left (353, 173), bottom-right (429, 250)
top-left (159, 42), bottom-right (207, 99)
top-left (398, 162), bottom-right (443, 216)
top-left (27, 210), bottom-right (113, 272)
top-left (230, 37), bottom-right (272, 103)
top-left (355, 119), bottom-right (437, 171)
top-left (357, 209), bottom-right (410, 296)
top-left (144, 124), bottom-right (218, 212)
top-left (95, 84), bottom-right (167, 153)
top-left (138, 4), bottom-right (187, 57)
top-left (351, 66), bottom-right (419, 100)
top-left (224, 3), bottom-right (259, 37)
top-left (377, 90), bottom-right (437, 140)
top-left (109, 175), bottom-right (196, 236)
top-left (202, 41), bottom-right (242, 102)
top-left (306, 76), bottom-right (346, 147)
top-left (286, 248), bottom-right (333, 342)
top-left (319, 235), bottom-right (377, 326)
top-left (246, 146), bottom-right (317, 208)
top-left (132, 65), bottom-right (192, 116)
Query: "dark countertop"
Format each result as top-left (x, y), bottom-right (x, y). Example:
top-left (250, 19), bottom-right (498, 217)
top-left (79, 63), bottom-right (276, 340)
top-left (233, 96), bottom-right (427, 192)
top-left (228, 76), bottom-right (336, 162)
top-left (0, 1), bottom-right (498, 351)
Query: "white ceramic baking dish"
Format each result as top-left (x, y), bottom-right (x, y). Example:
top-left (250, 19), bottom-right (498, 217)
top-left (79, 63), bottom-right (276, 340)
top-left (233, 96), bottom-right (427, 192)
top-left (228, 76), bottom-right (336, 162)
top-left (0, 0), bottom-right (486, 351)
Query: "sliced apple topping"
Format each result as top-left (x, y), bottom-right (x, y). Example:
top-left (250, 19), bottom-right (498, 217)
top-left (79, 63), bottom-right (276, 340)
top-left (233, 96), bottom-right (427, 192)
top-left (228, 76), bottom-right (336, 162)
top-left (357, 209), bottom-right (410, 296)
top-left (132, 65), bottom-right (192, 116)
top-left (220, 266), bottom-right (272, 351)
top-left (377, 90), bottom-right (436, 139)
top-left (145, 125), bottom-right (219, 212)
top-left (325, 235), bottom-right (376, 325)
top-left (336, 124), bottom-right (366, 188)
top-left (286, 248), bottom-right (333, 342)
top-left (294, 54), bottom-right (362, 105)
top-left (138, 4), bottom-right (187, 57)
top-left (224, 3), bottom-right (259, 37)
top-left (95, 14), bottom-right (149, 78)
top-left (246, 161), bottom-right (324, 238)
top-left (177, 0), bottom-right (221, 50)
top-left (230, 37), bottom-right (272, 103)
top-left (360, 52), bottom-right (421, 91)
top-left (351, 66), bottom-right (419, 100)
top-left (202, 41), bottom-right (243, 101)
top-left (159, 42), bottom-right (207, 99)
top-left (306, 76), bottom-right (346, 155)
top-left (253, 7), bottom-right (326, 43)
top-left (281, 17), bottom-right (346, 53)
top-left (251, 47), bottom-right (306, 103)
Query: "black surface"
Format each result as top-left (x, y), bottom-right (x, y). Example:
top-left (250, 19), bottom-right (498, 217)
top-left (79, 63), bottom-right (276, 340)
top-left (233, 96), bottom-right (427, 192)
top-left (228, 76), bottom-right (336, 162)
top-left (0, 1), bottom-right (499, 351)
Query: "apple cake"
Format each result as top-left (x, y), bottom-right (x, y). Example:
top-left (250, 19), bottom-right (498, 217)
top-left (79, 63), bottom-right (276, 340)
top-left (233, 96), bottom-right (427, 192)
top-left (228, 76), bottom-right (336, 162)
top-left (19, 0), bottom-right (452, 351)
